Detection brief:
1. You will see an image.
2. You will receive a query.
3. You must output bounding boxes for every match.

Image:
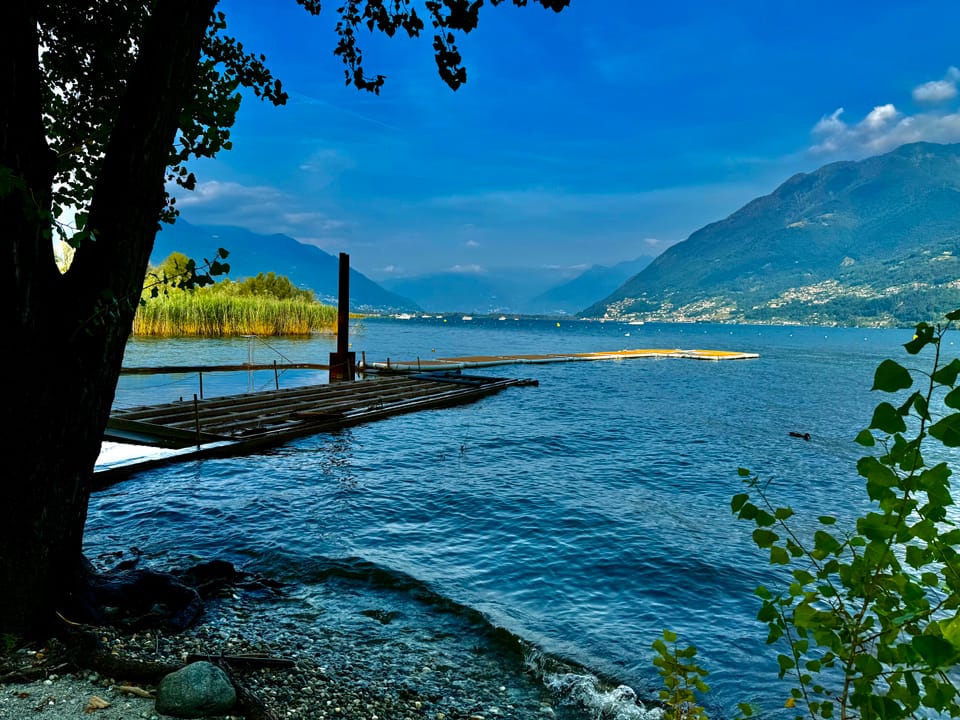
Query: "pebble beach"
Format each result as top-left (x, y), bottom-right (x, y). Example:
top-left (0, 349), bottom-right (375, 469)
top-left (0, 587), bottom-right (588, 720)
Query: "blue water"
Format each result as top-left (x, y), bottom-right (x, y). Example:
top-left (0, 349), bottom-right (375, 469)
top-left (87, 318), bottom-right (943, 718)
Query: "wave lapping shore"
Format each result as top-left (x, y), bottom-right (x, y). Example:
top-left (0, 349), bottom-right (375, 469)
top-left (1, 587), bottom-right (627, 720)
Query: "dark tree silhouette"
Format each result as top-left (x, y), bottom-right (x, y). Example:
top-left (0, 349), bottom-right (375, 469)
top-left (0, 0), bottom-right (569, 638)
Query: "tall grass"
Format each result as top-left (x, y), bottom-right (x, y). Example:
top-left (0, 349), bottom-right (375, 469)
top-left (133, 292), bottom-right (338, 337)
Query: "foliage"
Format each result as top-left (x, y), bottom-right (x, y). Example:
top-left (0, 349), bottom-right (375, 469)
top-left (210, 272), bottom-right (315, 302)
top-left (134, 291), bottom-right (336, 337)
top-left (1, 0), bottom-right (574, 639)
top-left (652, 629), bottom-right (711, 720)
top-left (732, 309), bottom-right (960, 720)
top-left (36, 4), bottom-right (288, 248)
top-left (143, 249), bottom-right (231, 302)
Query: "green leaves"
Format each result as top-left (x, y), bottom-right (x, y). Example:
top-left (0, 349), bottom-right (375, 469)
top-left (652, 630), bottom-right (711, 720)
top-left (872, 359), bottom-right (913, 392)
top-left (912, 635), bottom-right (957, 668)
top-left (929, 413), bottom-right (960, 447)
top-left (869, 402), bottom-right (907, 434)
top-left (724, 308), bottom-right (960, 720)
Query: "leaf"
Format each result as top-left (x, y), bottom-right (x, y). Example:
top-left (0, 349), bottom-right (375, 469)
top-left (774, 507), bottom-right (794, 521)
top-left (929, 414), bottom-right (960, 447)
top-left (753, 528), bottom-right (779, 548)
top-left (933, 358), bottom-right (960, 387)
top-left (85, 696), bottom-right (111, 713)
top-left (769, 546), bottom-right (790, 565)
top-left (912, 634), bottom-right (957, 668)
top-left (945, 387), bottom-right (960, 409)
top-left (857, 512), bottom-right (896, 541)
top-left (869, 402), bottom-right (907, 434)
top-left (854, 429), bottom-right (875, 446)
top-left (904, 324), bottom-right (935, 354)
top-left (872, 359), bottom-right (913, 392)
top-left (731, 493), bottom-right (749, 512)
top-left (939, 612), bottom-right (960, 648)
top-left (813, 529), bottom-right (842, 554)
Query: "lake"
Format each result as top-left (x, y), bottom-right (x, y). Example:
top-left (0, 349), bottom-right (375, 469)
top-left (87, 317), bottom-right (946, 718)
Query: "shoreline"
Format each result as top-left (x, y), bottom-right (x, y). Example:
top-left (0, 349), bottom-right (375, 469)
top-left (0, 586), bottom-right (607, 720)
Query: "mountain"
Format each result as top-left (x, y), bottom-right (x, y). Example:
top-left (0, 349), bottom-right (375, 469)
top-left (150, 220), bottom-right (420, 313)
top-left (582, 142), bottom-right (960, 326)
top-left (381, 259), bottom-right (655, 315)
top-left (525, 256), bottom-right (654, 315)
top-left (379, 267), bottom-right (571, 315)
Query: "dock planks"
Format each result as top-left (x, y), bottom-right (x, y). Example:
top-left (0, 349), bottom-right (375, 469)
top-left (96, 372), bottom-right (535, 485)
top-left (362, 347), bottom-right (759, 372)
top-left (97, 346), bottom-right (757, 485)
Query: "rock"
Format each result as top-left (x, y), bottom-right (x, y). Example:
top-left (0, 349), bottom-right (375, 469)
top-left (155, 661), bottom-right (236, 718)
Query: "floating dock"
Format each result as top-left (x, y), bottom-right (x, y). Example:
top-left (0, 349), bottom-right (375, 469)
top-left (361, 347), bottom-right (759, 372)
top-left (95, 372), bottom-right (535, 486)
top-left (97, 346), bottom-right (757, 485)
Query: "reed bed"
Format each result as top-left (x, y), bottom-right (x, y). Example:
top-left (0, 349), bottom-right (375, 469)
top-left (133, 292), bottom-right (338, 337)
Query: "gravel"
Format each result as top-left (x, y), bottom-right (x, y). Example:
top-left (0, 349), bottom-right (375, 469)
top-left (0, 591), bottom-right (574, 720)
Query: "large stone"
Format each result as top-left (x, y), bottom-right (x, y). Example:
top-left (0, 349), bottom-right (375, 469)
top-left (155, 661), bottom-right (237, 718)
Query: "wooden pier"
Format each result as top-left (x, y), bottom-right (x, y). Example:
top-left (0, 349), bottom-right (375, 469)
top-left (361, 347), bottom-right (759, 372)
top-left (96, 372), bottom-right (535, 486)
top-left (97, 345), bottom-right (757, 485)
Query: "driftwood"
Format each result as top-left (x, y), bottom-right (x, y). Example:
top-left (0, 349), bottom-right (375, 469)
top-left (214, 658), bottom-right (282, 720)
top-left (0, 555), bottom-right (294, 720)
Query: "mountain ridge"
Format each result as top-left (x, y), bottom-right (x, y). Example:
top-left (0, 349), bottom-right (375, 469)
top-left (150, 220), bottom-right (421, 313)
top-left (582, 142), bottom-right (960, 326)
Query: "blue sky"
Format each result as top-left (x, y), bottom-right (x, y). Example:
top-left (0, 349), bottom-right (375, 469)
top-left (173, 0), bottom-right (960, 282)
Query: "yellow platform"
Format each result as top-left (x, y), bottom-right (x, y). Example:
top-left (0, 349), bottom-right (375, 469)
top-left (362, 348), bottom-right (759, 372)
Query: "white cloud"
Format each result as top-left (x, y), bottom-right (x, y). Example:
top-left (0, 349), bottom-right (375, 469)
top-left (810, 67), bottom-right (960, 157)
top-left (465, 239), bottom-right (480, 248)
top-left (297, 148), bottom-right (356, 186)
top-left (913, 66), bottom-right (960, 103)
top-left (863, 103), bottom-right (899, 129)
top-left (170, 179), bottom-right (353, 245)
top-left (173, 180), bottom-right (284, 207)
top-left (449, 264), bottom-right (484, 274)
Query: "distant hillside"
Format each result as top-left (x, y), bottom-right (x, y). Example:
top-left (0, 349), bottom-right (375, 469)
top-left (582, 142), bottom-right (960, 326)
top-left (151, 220), bottom-right (419, 313)
top-left (526, 256), bottom-right (654, 315)
top-left (382, 258), bottom-right (654, 315)
top-left (380, 267), bottom-right (573, 315)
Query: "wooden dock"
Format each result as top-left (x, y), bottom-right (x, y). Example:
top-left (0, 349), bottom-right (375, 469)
top-left (97, 346), bottom-right (757, 485)
top-left (95, 372), bottom-right (535, 486)
top-left (361, 347), bottom-right (759, 372)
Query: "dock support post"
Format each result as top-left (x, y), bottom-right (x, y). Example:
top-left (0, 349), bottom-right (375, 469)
top-left (199, 370), bottom-right (203, 399)
top-left (329, 252), bottom-right (356, 382)
top-left (274, 360), bottom-right (279, 390)
top-left (193, 394), bottom-right (201, 449)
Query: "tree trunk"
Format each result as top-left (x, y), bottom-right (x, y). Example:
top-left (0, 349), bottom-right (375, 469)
top-left (0, 0), bottom-right (217, 639)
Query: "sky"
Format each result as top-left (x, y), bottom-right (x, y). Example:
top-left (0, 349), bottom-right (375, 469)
top-left (172, 0), bottom-right (960, 283)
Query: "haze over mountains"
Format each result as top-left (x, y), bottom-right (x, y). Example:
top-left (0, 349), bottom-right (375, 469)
top-left (151, 221), bottom-right (651, 316)
top-left (153, 141), bottom-right (960, 326)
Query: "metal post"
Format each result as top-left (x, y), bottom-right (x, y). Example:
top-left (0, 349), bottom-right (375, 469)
top-left (329, 252), bottom-right (355, 382)
top-left (199, 370), bottom-right (204, 399)
top-left (274, 360), bottom-right (279, 390)
top-left (193, 394), bottom-right (201, 448)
